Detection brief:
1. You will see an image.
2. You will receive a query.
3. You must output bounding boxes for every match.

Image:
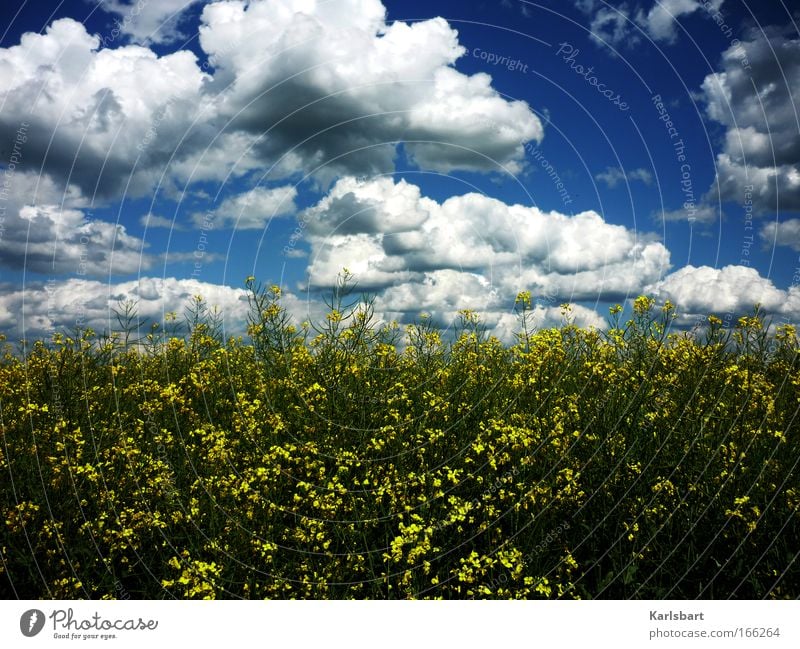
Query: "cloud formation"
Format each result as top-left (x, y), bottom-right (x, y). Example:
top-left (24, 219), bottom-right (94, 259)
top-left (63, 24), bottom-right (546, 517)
top-left (0, 274), bottom-right (336, 341)
top-left (580, 0), bottom-right (724, 48)
top-left (636, 0), bottom-right (723, 44)
top-left (140, 213), bottom-right (186, 230)
top-left (196, 185), bottom-right (298, 230)
top-left (0, 276), bottom-right (243, 337)
top-left (595, 166), bottom-right (653, 188)
top-left (99, 0), bottom-right (203, 45)
top-left (701, 28), bottom-right (800, 214)
top-left (645, 264), bottom-right (789, 318)
top-left (759, 218), bottom-right (800, 252)
top-left (0, 2), bottom-right (544, 201)
top-left (588, 3), bottom-right (638, 48)
top-left (660, 204), bottom-right (718, 224)
top-left (0, 172), bottom-right (153, 276)
top-left (200, 0), bottom-right (543, 179)
top-left (301, 176), bottom-right (672, 306)
top-left (0, 18), bottom-right (209, 197)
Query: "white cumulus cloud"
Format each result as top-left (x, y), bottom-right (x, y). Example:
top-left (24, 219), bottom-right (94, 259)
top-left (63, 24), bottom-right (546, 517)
top-left (99, 0), bottom-right (204, 45)
top-left (0, 2), bottom-right (545, 202)
top-left (759, 218), bottom-right (800, 252)
top-left (0, 18), bottom-right (209, 197)
top-left (645, 264), bottom-right (787, 316)
top-left (0, 172), bottom-right (154, 275)
top-left (580, 0), bottom-right (724, 48)
top-left (301, 175), bottom-right (672, 304)
top-left (197, 185), bottom-right (298, 230)
top-left (700, 28), bottom-right (800, 214)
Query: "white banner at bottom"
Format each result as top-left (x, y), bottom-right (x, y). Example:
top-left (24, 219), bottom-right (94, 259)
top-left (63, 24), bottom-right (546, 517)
top-left (1, 600), bottom-right (797, 648)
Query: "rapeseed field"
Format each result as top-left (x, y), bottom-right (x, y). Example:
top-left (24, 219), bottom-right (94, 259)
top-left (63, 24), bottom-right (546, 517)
top-left (1, 278), bottom-right (798, 598)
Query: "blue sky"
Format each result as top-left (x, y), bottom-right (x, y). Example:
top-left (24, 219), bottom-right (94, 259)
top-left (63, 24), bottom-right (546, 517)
top-left (0, 0), bottom-right (799, 340)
